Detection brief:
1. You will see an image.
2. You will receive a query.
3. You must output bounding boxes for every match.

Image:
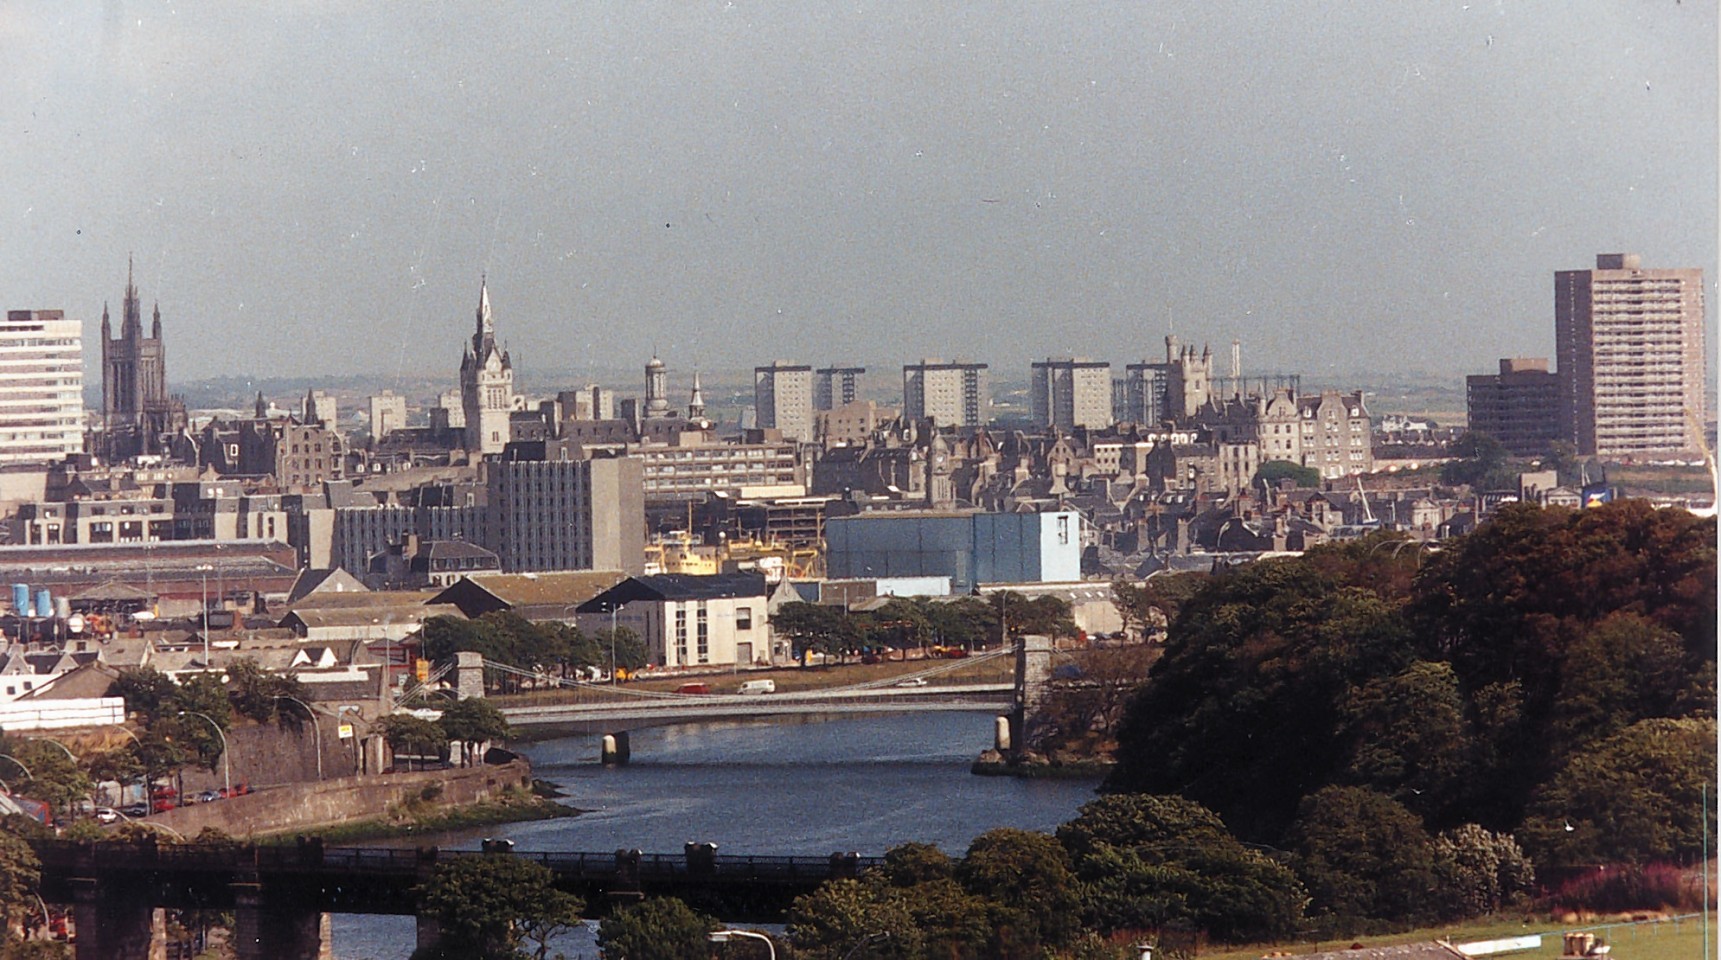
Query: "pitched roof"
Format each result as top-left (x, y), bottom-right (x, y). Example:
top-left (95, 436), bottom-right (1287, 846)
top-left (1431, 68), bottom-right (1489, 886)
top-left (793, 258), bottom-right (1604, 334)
top-left (429, 571), bottom-right (628, 616)
top-left (69, 580), bottom-right (157, 602)
top-left (578, 573), bottom-right (769, 611)
top-left (286, 568), bottom-right (370, 605)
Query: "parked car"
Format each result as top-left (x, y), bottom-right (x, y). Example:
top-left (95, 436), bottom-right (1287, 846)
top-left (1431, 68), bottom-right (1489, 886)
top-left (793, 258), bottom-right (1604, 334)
top-left (196, 790), bottom-right (221, 804)
top-left (895, 677), bottom-right (928, 688)
top-left (736, 679), bottom-right (776, 695)
top-left (92, 807), bottom-right (120, 825)
top-left (120, 803), bottom-right (149, 818)
top-left (674, 683), bottom-right (711, 695)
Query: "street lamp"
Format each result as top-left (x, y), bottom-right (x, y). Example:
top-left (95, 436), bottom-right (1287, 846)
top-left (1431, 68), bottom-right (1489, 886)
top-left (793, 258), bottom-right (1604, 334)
top-left (194, 563), bottom-right (214, 668)
top-left (0, 754), bottom-right (34, 781)
top-left (178, 711), bottom-right (230, 797)
top-left (274, 695), bottom-right (323, 781)
top-left (609, 601), bottom-right (626, 684)
top-left (708, 930), bottom-right (776, 960)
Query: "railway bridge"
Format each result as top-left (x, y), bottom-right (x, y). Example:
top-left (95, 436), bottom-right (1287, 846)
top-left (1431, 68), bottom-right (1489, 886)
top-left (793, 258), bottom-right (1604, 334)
top-left (33, 837), bottom-right (877, 959)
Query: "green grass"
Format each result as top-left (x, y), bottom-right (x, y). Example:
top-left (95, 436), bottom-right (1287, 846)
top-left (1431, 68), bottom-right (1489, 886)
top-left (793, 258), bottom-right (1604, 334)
top-left (1199, 913), bottom-right (1711, 960)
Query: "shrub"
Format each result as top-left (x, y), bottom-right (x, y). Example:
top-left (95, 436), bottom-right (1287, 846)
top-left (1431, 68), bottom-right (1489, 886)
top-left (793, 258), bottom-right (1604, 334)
top-left (1548, 863), bottom-right (1695, 913)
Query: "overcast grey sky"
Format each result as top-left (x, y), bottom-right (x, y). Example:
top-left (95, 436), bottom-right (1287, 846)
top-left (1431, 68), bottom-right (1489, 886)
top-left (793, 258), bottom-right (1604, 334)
top-left (3, 1), bottom-right (1715, 385)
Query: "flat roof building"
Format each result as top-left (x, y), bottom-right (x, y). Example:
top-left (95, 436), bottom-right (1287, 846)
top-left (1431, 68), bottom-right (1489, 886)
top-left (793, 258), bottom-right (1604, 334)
top-left (1029, 358), bottom-right (1113, 431)
top-left (1556, 253), bottom-right (1707, 457)
top-left (0, 310), bottom-right (83, 466)
top-left (1467, 358), bottom-right (1561, 457)
top-left (814, 366), bottom-right (865, 411)
top-left (755, 361), bottom-right (815, 441)
top-left (902, 360), bottom-right (988, 427)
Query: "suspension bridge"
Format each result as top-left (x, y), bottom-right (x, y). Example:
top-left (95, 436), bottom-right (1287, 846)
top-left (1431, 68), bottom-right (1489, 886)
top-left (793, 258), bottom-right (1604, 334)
top-left (471, 650), bottom-right (1017, 729)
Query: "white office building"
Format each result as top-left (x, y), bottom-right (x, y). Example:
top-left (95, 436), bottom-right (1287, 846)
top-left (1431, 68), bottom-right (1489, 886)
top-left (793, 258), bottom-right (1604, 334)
top-left (0, 310), bottom-right (83, 465)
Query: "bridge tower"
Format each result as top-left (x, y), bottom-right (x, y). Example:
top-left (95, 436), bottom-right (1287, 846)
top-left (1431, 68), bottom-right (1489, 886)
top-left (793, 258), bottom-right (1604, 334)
top-left (1009, 634), bottom-right (1054, 760)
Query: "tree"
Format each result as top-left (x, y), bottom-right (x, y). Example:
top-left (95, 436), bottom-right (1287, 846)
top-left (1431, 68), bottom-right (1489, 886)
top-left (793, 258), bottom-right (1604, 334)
top-left (594, 625), bottom-right (648, 675)
top-left (1518, 717), bottom-right (1717, 868)
top-left (106, 667), bottom-right (179, 722)
top-left (924, 597), bottom-right (995, 651)
top-left (1252, 460), bottom-right (1321, 489)
top-left (0, 829), bottom-right (41, 935)
top-left (1288, 786), bottom-right (1446, 932)
top-left (597, 896), bottom-right (716, 960)
top-left (1439, 430), bottom-right (1516, 491)
top-left (1433, 824), bottom-right (1534, 917)
top-left (1546, 613), bottom-right (1707, 762)
top-left (225, 658), bottom-right (309, 723)
top-left (1340, 660), bottom-right (1471, 825)
top-left (1056, 795), bottom-right (1306, 944)
top-left (1111, 575), bottom-right (1204, 642)
top-left (957, 828), bottom-right (1083, 957)
top-left (377, 714), bottom-right (448, 770)
top-left (771, 602), bottom-right (846, 664)
top-left (1, 739), bottom-right (90, 818)
top-left (1107, 549), bottom-right (1417, 841)
top-left (168, 674), bottom-right (234, 731)
top-left (417, 854), bottom-right (583, 960)
top-left (787, 879), bottom-right (922, 960)
top-left (438, 698), bottom-right (510, 767)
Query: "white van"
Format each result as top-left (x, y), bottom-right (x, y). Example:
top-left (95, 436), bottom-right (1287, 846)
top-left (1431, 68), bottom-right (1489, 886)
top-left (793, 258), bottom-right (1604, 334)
top-left (736, 679), bottom-right (776, 695)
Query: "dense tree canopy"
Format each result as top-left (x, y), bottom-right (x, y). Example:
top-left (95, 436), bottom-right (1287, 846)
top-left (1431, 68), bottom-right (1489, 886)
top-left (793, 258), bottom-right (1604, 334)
top-left (1104, 501), bottom-right (1716, 885)
top-left (597, 897), bottom-right (716, 960)
top-left (1056, 795), bottom-right (1306, 944)
top-left (416, 854), bottom-right (582, 960)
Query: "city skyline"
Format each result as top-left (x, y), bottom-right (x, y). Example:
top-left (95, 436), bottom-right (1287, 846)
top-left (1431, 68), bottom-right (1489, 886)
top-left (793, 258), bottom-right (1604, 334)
top-left (3, 3), bottom-right (1715, 383)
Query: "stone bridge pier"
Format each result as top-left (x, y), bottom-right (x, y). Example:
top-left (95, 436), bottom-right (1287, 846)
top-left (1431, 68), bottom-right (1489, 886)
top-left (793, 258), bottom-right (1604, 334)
top-left (229, 876), bottom-right (329, 960)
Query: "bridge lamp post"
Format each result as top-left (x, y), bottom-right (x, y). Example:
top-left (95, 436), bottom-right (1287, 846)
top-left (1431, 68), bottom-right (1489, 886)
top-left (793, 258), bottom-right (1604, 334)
top-left (178, 711), bottom-right (230, 797)
top-left (709, 929), bottom-right (776, 960)
top-left (274, 695), bottom-right (323, 781)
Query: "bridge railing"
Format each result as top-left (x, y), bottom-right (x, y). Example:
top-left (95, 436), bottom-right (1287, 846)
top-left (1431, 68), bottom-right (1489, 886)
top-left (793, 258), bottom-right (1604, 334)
top-left (32, 839), bottom-right (883, 884)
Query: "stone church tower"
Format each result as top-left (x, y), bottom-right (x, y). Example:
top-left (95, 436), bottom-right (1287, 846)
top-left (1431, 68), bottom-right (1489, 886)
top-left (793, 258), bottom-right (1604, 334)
top-left (99, 257), bottom-right (186, 461)
top-left (459, 278), bottom-right (514, 456)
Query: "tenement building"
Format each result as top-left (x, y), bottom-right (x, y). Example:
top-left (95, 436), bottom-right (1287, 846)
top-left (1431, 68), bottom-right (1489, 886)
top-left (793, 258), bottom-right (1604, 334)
top-left (1556, 253), bottom-right (1707, 457)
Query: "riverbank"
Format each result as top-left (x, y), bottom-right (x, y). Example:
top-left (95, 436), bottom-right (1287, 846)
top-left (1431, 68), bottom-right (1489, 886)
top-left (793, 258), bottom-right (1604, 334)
top-left (260, 786), bottom-right (579, 844)
top-left (145, 760), bottom-right (538, 839)
top-left (971, 748), bottom-right (1115, 779)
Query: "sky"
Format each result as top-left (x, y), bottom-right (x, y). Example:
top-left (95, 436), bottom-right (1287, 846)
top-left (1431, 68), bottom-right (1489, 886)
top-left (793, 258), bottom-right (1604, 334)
top-left (2, 1), bottom-right (1715, 387)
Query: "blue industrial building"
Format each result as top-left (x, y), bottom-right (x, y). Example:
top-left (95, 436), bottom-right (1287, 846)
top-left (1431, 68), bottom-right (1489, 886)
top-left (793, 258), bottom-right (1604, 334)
top-left (823, 510), bottom-right (1081, 593)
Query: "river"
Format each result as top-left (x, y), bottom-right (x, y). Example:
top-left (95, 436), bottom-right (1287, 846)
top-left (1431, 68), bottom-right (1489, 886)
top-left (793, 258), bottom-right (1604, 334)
top-left (329, 710), bottom-right (1101, 960)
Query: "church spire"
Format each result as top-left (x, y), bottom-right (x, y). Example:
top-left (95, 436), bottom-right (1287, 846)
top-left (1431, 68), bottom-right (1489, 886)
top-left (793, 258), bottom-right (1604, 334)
top-left (689, 371), bottom-right (706, 420)
top-left (476, 274), bottom-right (493, 336)
top-left (122, 254), bottom-right (141, 338)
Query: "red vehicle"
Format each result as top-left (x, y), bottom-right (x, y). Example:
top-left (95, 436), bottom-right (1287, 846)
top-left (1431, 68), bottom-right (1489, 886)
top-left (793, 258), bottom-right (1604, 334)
top-left (674, 683), bottom-right (711, 695)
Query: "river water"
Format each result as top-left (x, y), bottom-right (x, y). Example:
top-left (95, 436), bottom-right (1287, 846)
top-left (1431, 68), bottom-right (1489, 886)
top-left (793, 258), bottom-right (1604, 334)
top-left (329, 711), bottom-right (1101, 960)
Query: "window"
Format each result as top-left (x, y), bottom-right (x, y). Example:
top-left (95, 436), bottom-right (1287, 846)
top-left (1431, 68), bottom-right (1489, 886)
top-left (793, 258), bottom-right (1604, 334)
top-left (1057, 515), bottom-right (1070, 545)
top-left (736, 606), bottom-right (753, 630)
top-left (696, 604), bottom-right (709, 663)
top-left (674, 608), bottom-right (688, 665)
